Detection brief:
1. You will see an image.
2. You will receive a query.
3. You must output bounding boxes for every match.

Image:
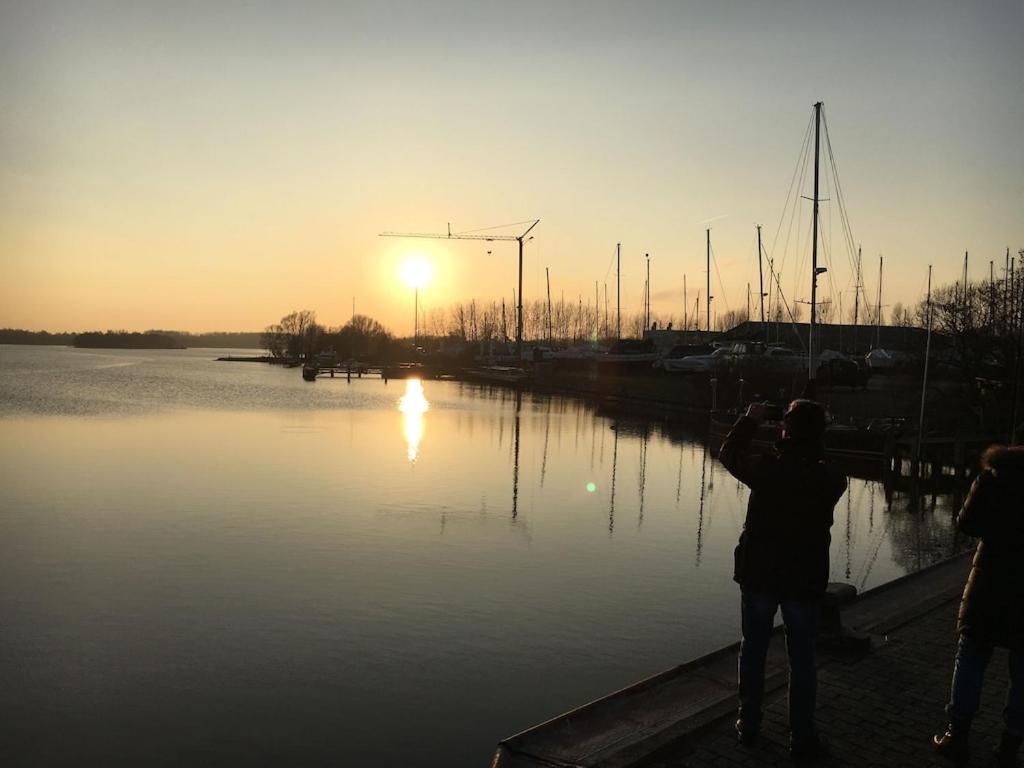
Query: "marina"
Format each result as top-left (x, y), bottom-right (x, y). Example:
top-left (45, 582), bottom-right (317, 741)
top-left (3, 3), bottom-right (1021, 764)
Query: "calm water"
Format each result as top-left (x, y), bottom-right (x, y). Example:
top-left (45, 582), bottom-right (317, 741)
top-left (0, 346), bottom-right (965, 766)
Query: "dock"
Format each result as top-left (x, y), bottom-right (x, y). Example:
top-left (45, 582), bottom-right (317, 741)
top-left (491, 553), bottom-right (984, 767)
top-left (300, 363), bottom-right (432, 381)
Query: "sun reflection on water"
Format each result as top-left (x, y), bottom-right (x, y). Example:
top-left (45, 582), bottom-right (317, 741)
top-left (399, 378), bottom-right (429, 463)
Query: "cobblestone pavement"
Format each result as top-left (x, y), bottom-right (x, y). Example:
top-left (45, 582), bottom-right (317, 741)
top-left (642, 597), bottom-right (1016, 767)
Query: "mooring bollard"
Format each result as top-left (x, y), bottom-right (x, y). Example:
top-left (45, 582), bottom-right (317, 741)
top-left (820, 582), bottom-right (871, 652)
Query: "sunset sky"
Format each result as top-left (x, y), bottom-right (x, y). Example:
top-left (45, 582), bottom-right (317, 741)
top-left (1, 1), bottom-right (1021, 335)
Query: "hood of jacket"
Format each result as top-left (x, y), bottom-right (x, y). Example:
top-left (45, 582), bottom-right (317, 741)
top-left (983, 445), bottom-right (1024, 477)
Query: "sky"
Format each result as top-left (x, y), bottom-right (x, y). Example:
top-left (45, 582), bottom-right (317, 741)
top-left (1, 0), bottom-right (1021, 335)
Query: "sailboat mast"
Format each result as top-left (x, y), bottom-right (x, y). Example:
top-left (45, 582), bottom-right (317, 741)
top-left (915, 264), bottom-right (933, 472)
top-left (757, 225), bottom-right (766, 343)
top-left (604, 282), bottom-right (608, 339)
top-left (706, 229), bottom-right (712, 336)
top-left (962, 251), bottom-right (969, 327)
top-left (808, 101), bottom-right (823, 383)
top-left (1006, 248), bottom-right (1012, 334)
top-left (545, 266), bottom-right (553, 344)
top-left (876, 255), bottom-right (883, 349)
top-left (616, 243), bottom-right (621, 339)
top-left (684, 274), bottom-right (688, 332)
top-left (990, 261), bottom-right (996, 329)
top-left (853, 245), bottom-right (861, 353)
top-left (645, 253), bottom-right (651, 331)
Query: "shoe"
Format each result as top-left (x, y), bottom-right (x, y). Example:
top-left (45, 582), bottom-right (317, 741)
top-left (933, 719), bottom-right (970, 765)
top-left (735, 718), bottom-right (759, 747)
top-left (790, 734), bottom-right (827, 764)
top-left (996, 730), bottom-right (1022, 768)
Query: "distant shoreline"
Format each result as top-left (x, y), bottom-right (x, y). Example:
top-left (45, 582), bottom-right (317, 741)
top-left (73, 344), bottom-right (188, 350)
top-left (73, 332), bottom-right (188, 350)
top-left (0, 328), bottom-right (262, 349)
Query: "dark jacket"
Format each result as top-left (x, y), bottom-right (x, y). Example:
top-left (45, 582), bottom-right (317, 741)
top-left (719, 416), bottom-right (847, 598)
top-left (956, 446), bottom-right (1024, 650)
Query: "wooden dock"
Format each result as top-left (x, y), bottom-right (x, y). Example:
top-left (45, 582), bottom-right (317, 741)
top-left (301, 363), bottom-right (433, 381)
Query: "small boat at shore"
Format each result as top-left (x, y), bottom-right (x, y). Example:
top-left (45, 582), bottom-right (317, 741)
top-left (596, 339), bottom-right (659, 375)
top-left (600, 338), bottom-right (658, 364)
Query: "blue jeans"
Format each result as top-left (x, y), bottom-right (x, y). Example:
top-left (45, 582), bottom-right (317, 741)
top-left (738, 590), bottom-right (820, 743)
top-left (947, 635), bottom-right (1024, 736)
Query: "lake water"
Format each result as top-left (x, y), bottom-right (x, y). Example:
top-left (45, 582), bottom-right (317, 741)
top-left (0, 345), bottom-right (966, 766)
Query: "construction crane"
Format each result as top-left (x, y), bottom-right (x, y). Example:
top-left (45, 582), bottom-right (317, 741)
top-left (379, 219), bottom-right (540, 360)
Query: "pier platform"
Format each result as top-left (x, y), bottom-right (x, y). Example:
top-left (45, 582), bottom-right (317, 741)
top-left (491, 552), bottom-right (1014, 767)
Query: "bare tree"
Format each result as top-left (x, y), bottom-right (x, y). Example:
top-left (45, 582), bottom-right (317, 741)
top-left (264, 309), bottom-right (320, 359)
top-left (261, 323), bottom-right (287, 357)
top-left (716, 308), bottom-right (749, 332)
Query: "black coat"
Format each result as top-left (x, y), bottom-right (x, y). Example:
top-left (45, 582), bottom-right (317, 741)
top-left (719, 416), bottom-right (847, 599)
top-left (956, 447), bottom-right (1024, 650)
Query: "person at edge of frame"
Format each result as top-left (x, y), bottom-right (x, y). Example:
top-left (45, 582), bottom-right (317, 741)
top-left (718, 398), bottom-right (847, 763)
top-left (933, 444), bottom-right (1024, 768)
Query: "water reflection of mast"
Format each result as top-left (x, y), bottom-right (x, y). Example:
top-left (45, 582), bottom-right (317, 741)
top-left (845, 485), bottom-right (853, 580)
top-left (609, 424), bottom-right (619, 533)
top-left (696, 442), bottom-right (708, 566)
top-left (914, 480), bottom-right (923, 573)
top-left (574, 401), bottom-right (582, 451)
top-left (637, 428), bottom-right (648, 529)
top-left (675, 443), bottom-right (684, 504)
top-left (512, 390), bottom-right (522, 520)
top-left (869, 481), bottom-right (875, 532)
top-left (858, 481), bottom-right (889, 591)
top-left (590, 415), bottom-right (597, 472)
top-left (541, 399), bottom-right (551, 487)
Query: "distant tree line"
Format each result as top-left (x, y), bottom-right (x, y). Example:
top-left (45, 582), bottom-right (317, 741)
top-left (161, 331), bottom-right (263, 348)
top-left (256, 297), bottom-right (817, 359)
top-left (73, 331), bottom-right (185, 349)
top-left (414, 296), bottom-right (810, 344)
top-left (0, 328), bottom-right (264, 348)
top-left (0, 329), bottom-right (75, 345)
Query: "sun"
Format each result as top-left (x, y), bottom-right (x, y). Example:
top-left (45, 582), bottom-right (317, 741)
top-left (400, 257), bottom-right (433, 289)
